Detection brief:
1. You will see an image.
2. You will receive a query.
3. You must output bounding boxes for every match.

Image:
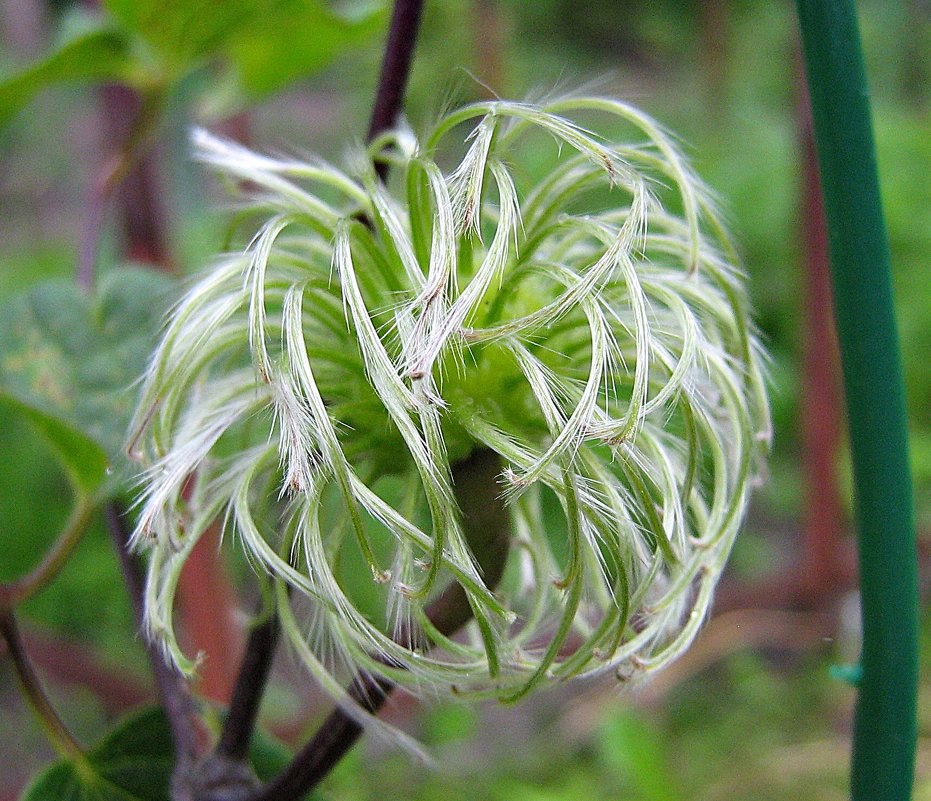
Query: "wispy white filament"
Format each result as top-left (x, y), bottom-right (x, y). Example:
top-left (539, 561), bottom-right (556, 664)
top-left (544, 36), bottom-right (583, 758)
top-left (129, 98), bottom-right (770, 727)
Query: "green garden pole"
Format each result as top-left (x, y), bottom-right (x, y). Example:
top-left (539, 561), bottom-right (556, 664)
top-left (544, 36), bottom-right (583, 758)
top-left (795, 2), bottom-right (918, 798)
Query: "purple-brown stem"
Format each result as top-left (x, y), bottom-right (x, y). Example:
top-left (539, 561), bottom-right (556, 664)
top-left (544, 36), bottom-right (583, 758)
top-left (215, 610), bottom-right (281, 762)
top-left (77, 86), bottom-right (166, 289)
top-left (105, 504), bottom-right (207, 795)
top-left (796, 52), bottom-right (851, 604)
top-left (366, 0), bottom-right (425, 171)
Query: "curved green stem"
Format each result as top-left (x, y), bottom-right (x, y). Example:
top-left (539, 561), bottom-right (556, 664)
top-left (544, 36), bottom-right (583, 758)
top-left (0, 495), bottom-right (94, 611)
top-left (0, 611), bottom-right (86, 762)
top-left (795, 3), bottom-right (918, 799)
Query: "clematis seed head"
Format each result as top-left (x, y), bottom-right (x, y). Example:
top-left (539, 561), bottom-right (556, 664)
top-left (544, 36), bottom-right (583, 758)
top-left (129, 97), bottom-right (770, 727)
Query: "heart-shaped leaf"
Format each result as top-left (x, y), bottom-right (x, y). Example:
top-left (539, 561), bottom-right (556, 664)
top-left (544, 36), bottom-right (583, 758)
top-left (20, 707), bottom-right (172, 801)
top-left (225, 1), bottom-right (385, 97)
top-left (0, 268), bottom-right (176, 494)
top-left (102, 0), bottom-right (384, 97)
top-left (19, 706), bottom-right (294, 801)
top-left (0, 23), bottom-right (141, 129)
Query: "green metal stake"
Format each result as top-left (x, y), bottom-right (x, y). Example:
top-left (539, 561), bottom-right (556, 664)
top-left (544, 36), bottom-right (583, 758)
top-left (795, 1), bottom-right (918, 798)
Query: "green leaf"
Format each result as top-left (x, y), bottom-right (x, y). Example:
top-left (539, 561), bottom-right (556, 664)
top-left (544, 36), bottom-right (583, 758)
top-left (102, 0), bottom-right (254, 71)
top-left (102, 0), bottom-right (384, 96)
top-left (0, 395), bottom-right (108, 497)
top-left (225, 1), bottom-right (385, 97)
top-left (0, 268), bottom-right (176, 493)
top-left (20, 707), bottom-right (172, 801)
top-left (0, 25), bottom-right (139, 129)
top-left (19, 706), bottom-right (293, 801)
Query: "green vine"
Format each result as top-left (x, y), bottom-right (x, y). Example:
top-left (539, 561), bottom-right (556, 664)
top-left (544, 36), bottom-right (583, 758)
top-left (796, 2), bottom-right (918, 798)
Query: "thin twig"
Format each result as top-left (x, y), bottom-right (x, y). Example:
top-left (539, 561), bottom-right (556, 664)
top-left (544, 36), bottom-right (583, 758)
top-left (102, 84), bottom-right (172, 268)
top-left (183, 604), bottom-right (282, 801)
top-left (366, 0), bottom-right (425, 164)
top-left (215, 607), bottom-right (281, 761)
top-left (795, 50), bottom-right (847, 604)
top-left (6, 628), bottom-right (149, 716)
top-left (250, 672), bottom-right (394, 801)
top-left (105, 504), bottom-right (205, 781)
top-left (0, 610), bottom-right (85, 761)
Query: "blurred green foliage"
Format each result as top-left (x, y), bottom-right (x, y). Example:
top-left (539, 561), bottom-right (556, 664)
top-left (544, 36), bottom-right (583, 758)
top-left (311, 651), bottom-right (856, 801)
top-left (0, 0), bottom-right (386, 123)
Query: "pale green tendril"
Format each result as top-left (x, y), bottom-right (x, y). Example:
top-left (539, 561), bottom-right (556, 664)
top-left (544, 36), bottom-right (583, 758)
top-left (128, 97), bottom-right (770, 734)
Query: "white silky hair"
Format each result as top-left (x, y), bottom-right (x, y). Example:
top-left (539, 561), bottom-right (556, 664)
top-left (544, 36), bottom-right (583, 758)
top-left (128, 97), bottom-right (770, 743)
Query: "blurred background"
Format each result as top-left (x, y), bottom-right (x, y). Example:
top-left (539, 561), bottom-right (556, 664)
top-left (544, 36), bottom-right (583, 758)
top-left (0, 1), bottom-right (929, 799)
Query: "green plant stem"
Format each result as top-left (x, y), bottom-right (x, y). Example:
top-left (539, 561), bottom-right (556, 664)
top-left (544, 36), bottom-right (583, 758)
top-left (795, 2), bottom-right (918, 799)
top-left (0, 610), bottom-right (85, 762)
top-left (0, 495), bottom-right (94, 611)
